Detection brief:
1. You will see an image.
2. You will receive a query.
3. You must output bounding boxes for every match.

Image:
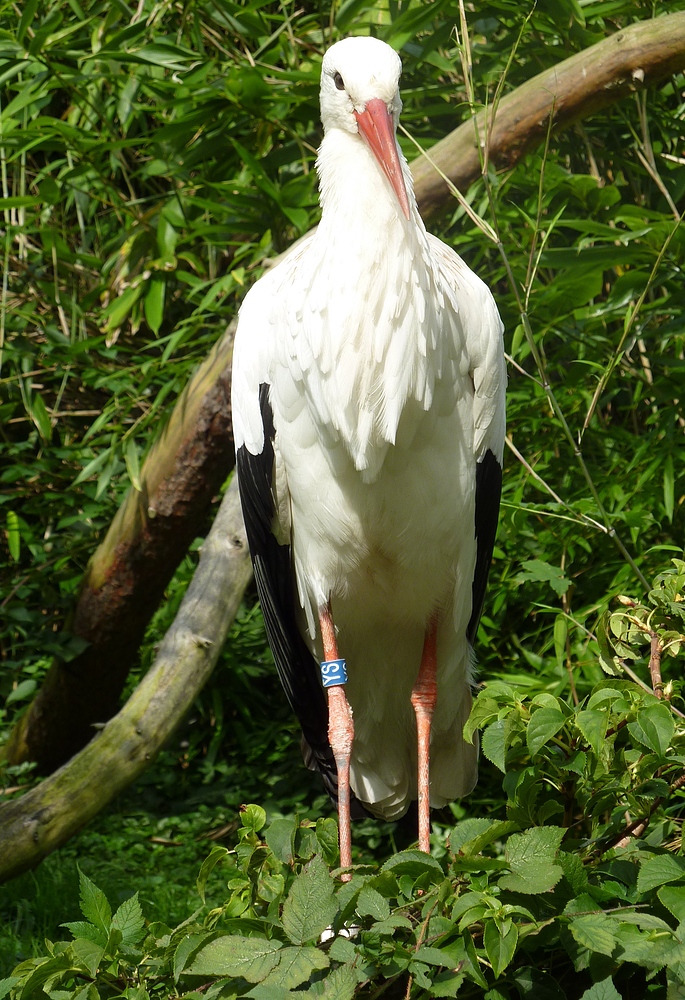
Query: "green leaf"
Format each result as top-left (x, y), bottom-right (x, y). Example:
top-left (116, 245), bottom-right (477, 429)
top-left (658, 885), bottom-right (685, 923)
top-left (6, 510), bottom-right (20, 561)
top-left (260, 946), bottom-right (329, 989)
top-left (483, 920), bottom-right (518, 978)
top-left (596, 616), bottom-right (621, 675)
top-left (111, 892), bottom-right (144, 944)
top-left (124, 438), bottom-right (142, 492)
top-left (30, 392), bottom-right (52, 443)
top-left (70, 937), bottom-right (104, 977)
top-left (73, 447), bottom-right (112, 487)
top-left (569, 914), bottom-right (617, 957)
top-left (328, 936), bottom-right (357, 963)
top-left (413, 946), bottom-right (453, 967)
top-left (557, 852), bottom-right (589, 894)
top-left (614, 911), bottom-right (672, 931)
top-left (17, 0), bottom-right (39, 43)
top-left (241, 804), bottom-right (267, 833)
top-left (637, 853), bottom-right (685, 894)
top-left (144, 276), bottom-right (166, 333)
top-left (505, 826), bottom-right (565, 866)
top-left (187, 935), bottom-right (282, 981)
top-left (580, 977), bottom-right (621, 1000)
top-left (6, 678), bottom-right (36, 705)
top-left (526, 708), bottom-right (566, 756)
top-left (0, 980), bottom-right (19, 1000)
top-left (510, 322), bottom-right (525, 359)
top-left (381, 850), bottom-right (444, 881)
top-left (15, 954), bottom-right (74, 999)
top-left (663, 453), bottom-right (675, 522)
top-left (482, 718), bottom-right (507, 772)
top-left (102, 283), bottom-right (144, 333)
top-left (294, 825), bottom-right (318, 860)
top-left (516, 559), bottom-right (570, 596)
top-left (356, 885), bottom-right (390, 921)
top-left (553, 614), bottom-right (568, 671)
top-left (61, 919), bottom-right (106, 946)
top-left (499, 827), bottom-right (565, 894)
top-left (450, 818), bottom-right (518, 857)
top-left (266, 817), bottom-right (297, 864)
top-left (499, 861), bottom-right (563, 895)
top-left (306, 963), bottom-right (357, 1000)
top-left (0, 195), bottom-right (41, 209)
top-left (627, 703), bottom-right (675, 756)
top-left (258, 872), bottom-right (285, 903)
top-left (246, 986), bottom-right (290, 1000)
top-left (78, 869), bottom-right (112, 936)
top-left (575, 709), bottom-right (606, 757)
top-left (316, 817), bottom-right (339, 867)
top-left (463, 694), bottom-right (500, 744)
top-left (281, 854), bottom-right (338, 945)
top-left (612, 920), bottom-right (685, 968)
top-left (450, 818), bottom-right (495, 854)
top-left (196, 846), bottom-right (229, 903)
top-left (174, 933), bottom-right (211, 982)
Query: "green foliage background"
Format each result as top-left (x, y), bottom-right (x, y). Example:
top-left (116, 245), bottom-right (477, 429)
top-left (1, 0), bottom-right (685, 995)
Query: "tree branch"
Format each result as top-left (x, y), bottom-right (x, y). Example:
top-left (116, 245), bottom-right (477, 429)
top-left (414, 12), bottom-right (685, 218)
top-left (0, 478), bottom-right (251, 883)
top-left (4, 327), bottom-right (236, 772)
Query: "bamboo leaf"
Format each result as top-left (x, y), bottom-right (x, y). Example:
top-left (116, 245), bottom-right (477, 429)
top-left (6, 510), bottom-right (20, 561)
top-left (124, 438), bottom-right (142, 492)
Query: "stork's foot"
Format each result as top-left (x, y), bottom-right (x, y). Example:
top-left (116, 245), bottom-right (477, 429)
top-left (320, 603), bottom-right (354, 881)
top-left (411, 616), bottom-right (438, 854)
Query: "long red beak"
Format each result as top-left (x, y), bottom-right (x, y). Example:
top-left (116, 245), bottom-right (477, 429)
top-left (354, 98), bottom-right (411, 220)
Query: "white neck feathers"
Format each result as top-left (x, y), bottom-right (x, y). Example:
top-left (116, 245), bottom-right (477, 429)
top-left (277, 127), bottom-right (457, 480)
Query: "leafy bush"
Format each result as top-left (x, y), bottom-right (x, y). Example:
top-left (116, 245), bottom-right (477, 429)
top-left (7, 562), bottom-right (685, 997)
top-left (2, 0), bottom-right (685, 994)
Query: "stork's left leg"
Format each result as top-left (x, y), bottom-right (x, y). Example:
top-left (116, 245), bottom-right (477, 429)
top-left (411, 615), bottom-right (439, 854)
top-left (319, 603), bottom-right (354, 879)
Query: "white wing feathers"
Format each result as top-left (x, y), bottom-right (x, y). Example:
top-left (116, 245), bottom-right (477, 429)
top-left (427, 233), bottom-right (506, 465)
top-left (232, 236), bottom-right (316, 455)
top-left (234, 233), bottom-right (505, 478)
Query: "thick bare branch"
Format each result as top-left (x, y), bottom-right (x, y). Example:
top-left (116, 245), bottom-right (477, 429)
top-left (413, 12), bottom-right (685, 218)
top-left (0, 478), bottom-right (251, 883)
top-left (4, 327), bottom-right (236, 772)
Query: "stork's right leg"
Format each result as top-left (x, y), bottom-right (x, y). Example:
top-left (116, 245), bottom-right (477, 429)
top-left (319, 603), bottom-right (354, 879)
top-left (411, 616), bottom-right (439, 854)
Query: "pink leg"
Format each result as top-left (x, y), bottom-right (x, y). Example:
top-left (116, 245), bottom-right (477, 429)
top-left (320, 603), bottom-right (354, 880)
top-left (411, 616), bottom-right (438, 854)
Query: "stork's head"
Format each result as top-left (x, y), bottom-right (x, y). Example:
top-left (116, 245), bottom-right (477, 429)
top-left (320, 37), bottom-right (410, 219)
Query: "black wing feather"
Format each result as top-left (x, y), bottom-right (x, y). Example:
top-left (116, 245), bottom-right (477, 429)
top-left (467, 449), bottom-right (502, 644)
top-left (236, 383), bottom-right (366, 814)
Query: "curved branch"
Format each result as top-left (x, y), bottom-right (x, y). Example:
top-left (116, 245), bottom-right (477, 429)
top-left (414, 12), bottom-right (685, 218)
top-left (4, 326), bottom-right (236, 772)
top-left (0, 478), bottom-right (251, 883)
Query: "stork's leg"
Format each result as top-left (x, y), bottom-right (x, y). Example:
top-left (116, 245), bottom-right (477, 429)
top-left (319, 603), bottom-right (354, 879)
top-left (411, 616), bottom-right (439, 854)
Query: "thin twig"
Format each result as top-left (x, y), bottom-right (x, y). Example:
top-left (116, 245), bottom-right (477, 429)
top-left (611, 772), bottom-right (685, 850)
top-left (648, 632), bottom-right (664, 699)
top-left (505, 437), bottom-right (606, 534)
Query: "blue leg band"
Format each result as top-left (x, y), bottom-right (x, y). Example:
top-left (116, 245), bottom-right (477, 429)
top-left (320, 658), bottom-right (348, 687)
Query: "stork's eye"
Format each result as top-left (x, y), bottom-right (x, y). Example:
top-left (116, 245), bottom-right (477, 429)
top-left (333, 71), bottom-right (345, 91)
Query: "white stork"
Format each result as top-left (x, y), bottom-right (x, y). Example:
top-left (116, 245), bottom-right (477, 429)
top-left (232, 36), bottom-right (505, 867)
